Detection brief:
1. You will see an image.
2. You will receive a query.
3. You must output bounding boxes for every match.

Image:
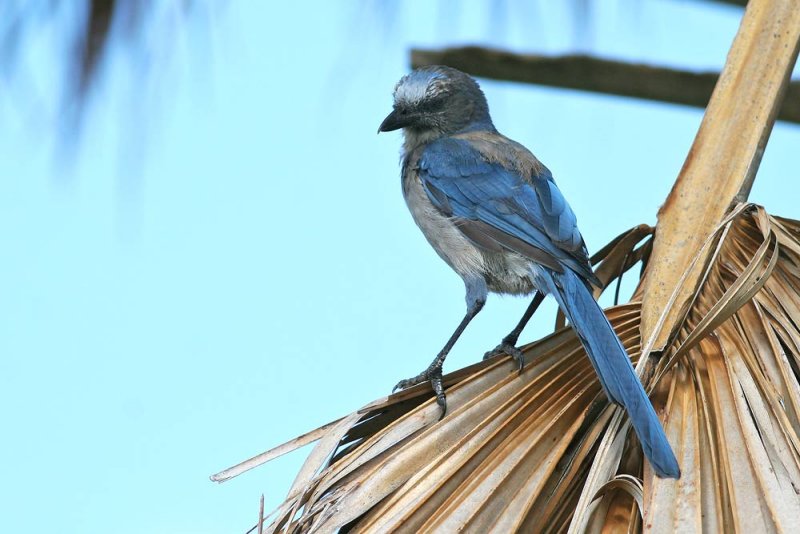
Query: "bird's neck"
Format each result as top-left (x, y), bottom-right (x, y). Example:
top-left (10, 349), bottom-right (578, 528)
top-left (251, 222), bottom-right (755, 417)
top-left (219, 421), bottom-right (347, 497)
top-left (401, 128), bottom-right (443, 153)
top-left (402, 119), bottom-right (496, 153)
top-left (455, 117), bottom-right (496, 135)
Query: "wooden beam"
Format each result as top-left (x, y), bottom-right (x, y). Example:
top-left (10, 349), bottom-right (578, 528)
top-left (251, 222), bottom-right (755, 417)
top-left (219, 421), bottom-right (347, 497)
top-left (410, 48), bottom-right (800, 124)
top-left (705, 0), bottom-right (748, 6)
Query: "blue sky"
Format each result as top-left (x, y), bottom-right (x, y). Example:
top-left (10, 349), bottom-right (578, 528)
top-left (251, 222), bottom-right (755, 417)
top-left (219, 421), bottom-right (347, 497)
top-left (1, 1), bottom-right (798, 532)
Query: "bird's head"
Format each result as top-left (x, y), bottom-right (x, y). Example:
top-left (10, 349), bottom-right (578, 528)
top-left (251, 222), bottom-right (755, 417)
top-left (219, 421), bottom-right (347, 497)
top-left (378, 66), bottom-right (493, 146)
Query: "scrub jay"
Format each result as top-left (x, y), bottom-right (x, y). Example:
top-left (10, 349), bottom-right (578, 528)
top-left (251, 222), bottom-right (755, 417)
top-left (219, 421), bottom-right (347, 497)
top-left (378, 66), bottom-right (679, 478)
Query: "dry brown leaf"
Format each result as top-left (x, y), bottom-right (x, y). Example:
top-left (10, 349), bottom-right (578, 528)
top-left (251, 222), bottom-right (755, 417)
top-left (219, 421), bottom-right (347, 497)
top-left (224, 206), bottom-right (800, 533)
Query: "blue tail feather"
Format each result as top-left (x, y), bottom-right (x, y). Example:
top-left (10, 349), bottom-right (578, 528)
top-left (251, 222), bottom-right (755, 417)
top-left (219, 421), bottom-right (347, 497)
top-left (537, 268), bottom-right (680, 479)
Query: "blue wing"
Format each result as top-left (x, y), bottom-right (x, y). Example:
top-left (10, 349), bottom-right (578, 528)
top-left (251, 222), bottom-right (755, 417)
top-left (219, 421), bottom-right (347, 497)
top-left (417, 136), bottom-right (598, 284)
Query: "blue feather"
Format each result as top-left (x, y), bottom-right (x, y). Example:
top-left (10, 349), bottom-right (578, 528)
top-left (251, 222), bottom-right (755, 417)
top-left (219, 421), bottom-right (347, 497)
top-left (418, 137), bottom-right (597, 282)
top-left (535, 268), bottom-right (681, 478)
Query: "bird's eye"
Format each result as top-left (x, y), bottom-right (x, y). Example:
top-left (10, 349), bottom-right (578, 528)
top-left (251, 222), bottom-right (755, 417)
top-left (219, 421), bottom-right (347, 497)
top-left (421, 96), bottom-right (446, 112)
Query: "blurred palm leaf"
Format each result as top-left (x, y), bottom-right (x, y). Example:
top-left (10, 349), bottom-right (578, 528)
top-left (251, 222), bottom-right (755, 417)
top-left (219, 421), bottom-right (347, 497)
top-left (234, 205), bottom-right (800, 533)
top-left (0, 1), bottom-right (194, 127)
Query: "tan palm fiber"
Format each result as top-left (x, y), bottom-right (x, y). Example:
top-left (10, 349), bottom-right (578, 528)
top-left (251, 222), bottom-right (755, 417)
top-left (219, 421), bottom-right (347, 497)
top-left (217, 206), bottom-right (800, 533)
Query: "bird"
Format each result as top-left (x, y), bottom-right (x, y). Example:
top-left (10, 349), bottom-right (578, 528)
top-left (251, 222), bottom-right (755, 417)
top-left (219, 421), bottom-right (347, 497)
top-left (377, 65), bottom-right (680, 479)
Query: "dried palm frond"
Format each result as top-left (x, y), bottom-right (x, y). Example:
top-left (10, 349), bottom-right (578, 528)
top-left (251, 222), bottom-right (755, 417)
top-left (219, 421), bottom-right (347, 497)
top-left (213, 205), bottom-right (800, 533)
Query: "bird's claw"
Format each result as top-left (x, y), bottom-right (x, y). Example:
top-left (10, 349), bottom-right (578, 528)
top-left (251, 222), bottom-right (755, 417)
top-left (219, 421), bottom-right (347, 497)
top-left (393, 363), bottom-right (447, 418)
top-left (484, 341), bottom-right (526, 373)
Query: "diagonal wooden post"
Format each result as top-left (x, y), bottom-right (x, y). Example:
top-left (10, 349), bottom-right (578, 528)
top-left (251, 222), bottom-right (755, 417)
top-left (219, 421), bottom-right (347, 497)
top-left (639, 0), bottom-right (800, 353)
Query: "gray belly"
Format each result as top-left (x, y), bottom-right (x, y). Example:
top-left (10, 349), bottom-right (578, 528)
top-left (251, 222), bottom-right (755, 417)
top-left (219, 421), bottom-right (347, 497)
top-left (482, 251), bottom-right (536, 295)
top-left (403, 172), bottom-right (485, 278)
top-left (403, 171), bottom-right (536, 296)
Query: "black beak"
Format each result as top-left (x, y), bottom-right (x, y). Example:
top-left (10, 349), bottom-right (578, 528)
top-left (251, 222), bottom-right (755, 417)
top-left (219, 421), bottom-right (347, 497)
top-left (378, 109), bottom-right (408, 133)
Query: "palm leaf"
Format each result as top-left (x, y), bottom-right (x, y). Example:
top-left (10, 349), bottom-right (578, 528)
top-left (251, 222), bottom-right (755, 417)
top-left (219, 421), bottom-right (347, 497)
top-left (218, 206), bottom-right (800, 533)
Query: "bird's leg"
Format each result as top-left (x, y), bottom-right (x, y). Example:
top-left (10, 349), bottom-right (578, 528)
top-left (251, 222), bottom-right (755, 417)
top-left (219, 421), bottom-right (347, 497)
top-left (484, 291), bottom-right (545, 372)
top-left (393, 278), bottom-right (487, 417)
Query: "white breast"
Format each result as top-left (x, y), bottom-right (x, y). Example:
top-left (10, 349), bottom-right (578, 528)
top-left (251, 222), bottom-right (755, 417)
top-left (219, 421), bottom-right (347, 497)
top-left (403, 169), bottom-right (486, 279)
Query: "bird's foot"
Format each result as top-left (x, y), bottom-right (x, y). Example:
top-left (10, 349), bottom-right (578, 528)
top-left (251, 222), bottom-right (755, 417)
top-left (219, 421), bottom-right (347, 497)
top-left (483, 340), bottom-right (525, 373)
top-left (393, 361), bottom-right (447, 418)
